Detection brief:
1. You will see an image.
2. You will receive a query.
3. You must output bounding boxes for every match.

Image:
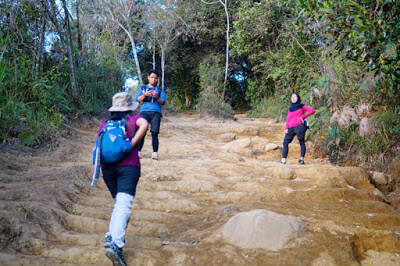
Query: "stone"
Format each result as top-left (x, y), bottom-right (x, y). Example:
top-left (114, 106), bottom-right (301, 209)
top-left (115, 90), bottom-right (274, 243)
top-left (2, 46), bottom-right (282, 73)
top-left (221, 209), bottom-right (305, 251)
top-left (265, 143), bottom-right (279, 151)
top-left (356, 103), bottom-right (371, 117)
top-left (223, 138), bottom-right (252, 156)
top-left (359, 117), bottom-right (373, 137)
top-left (389, 160), bottom-right (400, 181)
top-left (311, 252), bottom-right (338, 266)
top-left (330, 106), bottom-right (358, 128)
top-left (370, 171), bottom-right (388, 185)
top-left (251, 136), bottom-right (269, 153)
top-left (267, 167), bottom-right (295, 180)
top-left (220, 133), bottom-right (236, 143)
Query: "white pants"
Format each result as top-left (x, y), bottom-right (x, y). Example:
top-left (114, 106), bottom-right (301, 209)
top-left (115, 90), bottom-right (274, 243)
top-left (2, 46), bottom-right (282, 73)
top-left (108, 192), bottom-right (133, 248)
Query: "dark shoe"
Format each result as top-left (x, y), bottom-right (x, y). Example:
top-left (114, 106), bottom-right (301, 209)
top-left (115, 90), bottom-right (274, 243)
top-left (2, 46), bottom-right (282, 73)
top-left (105, 242), bottom-right (127, 266)
top-left (298, 160), bottom-right (305, 165)
top-left (104, 233), bottom-right (112, 248)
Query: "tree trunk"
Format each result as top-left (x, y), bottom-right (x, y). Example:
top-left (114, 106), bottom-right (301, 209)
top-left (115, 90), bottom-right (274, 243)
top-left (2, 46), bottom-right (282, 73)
top-left (76, 0), bottom-right (82, 52)
top-left (61, 0), bottom-right (78, 99)
top-left (221, 0), bottom-right (229, 101)
top-left (152, 38), bottom-right (156, 69)
top-left (125, 23), bottom-right (143, 86)
top-left (160, 44), bottom-right (165, 89)
top-left (35, 12), bottom-right (46, 74)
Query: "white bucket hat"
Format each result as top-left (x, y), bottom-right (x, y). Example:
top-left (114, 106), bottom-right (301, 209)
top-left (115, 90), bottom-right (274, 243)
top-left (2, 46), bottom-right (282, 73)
top-left (108, 92), bottom-right (138, 112)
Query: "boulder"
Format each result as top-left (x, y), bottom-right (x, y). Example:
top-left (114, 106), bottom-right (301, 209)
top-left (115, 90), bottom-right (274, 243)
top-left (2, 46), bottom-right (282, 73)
top-left (330, 106), bottom-right (358, 128)
top-left (251, 136), bottom-right (269, 153)
top-left (265, 143), bottom-right (279, 152)
top-left (389, 160), bottom-right (400, 181)
top-left (223, 138), bottom-right (252, 156)
top-left (220, 133), bottom-right (236, 143)
top-left (221, 209), bottom-right (305, 251)
top-left (359, 117), bottom-right (373, 137)
top-left (267, 167), bottom-right (295, 180)
top-left (356, 103), bottom-right (371, 117)
top-left (370, 171), bottom-right (388, 185)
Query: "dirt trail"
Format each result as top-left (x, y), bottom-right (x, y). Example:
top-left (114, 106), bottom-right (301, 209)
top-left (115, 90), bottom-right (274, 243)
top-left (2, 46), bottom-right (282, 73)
top-left (1, 113), bottom-right (400, 265)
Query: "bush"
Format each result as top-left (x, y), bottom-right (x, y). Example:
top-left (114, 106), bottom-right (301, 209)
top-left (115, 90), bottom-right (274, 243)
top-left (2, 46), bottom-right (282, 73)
top-left (196, 90), bottom-right (234, 119)
top-left (248, 96), bottom-right (287, 121)
top-left (0, 52), bottom-right (121, 146)
top-left (196, 58), bottom-right (234, 119)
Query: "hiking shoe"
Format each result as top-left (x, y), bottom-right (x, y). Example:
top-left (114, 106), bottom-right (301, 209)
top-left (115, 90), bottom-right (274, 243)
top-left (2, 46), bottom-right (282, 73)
top-left (104, 233), bottom-right (112, 248)
top-left (152, 152), bottom-right (158, 160)
top-left (105, 242), bottom-right (127, 266)
top-left (298, 159), bottom-right (305, 165)
top-left (280, 160), bottom-right (286, 165)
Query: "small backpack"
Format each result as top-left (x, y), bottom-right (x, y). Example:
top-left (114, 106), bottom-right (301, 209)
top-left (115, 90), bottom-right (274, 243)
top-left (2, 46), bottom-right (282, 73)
top-left (91, 118), bottom-right (134, 187)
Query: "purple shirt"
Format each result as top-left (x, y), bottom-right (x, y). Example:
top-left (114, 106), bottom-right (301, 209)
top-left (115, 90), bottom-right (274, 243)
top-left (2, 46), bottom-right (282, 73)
top-left (97, 114), bottom-right (142, 168)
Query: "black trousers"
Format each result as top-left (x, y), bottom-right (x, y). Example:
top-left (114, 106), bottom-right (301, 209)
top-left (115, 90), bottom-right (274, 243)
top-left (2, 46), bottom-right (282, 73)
top-left (137, 111), bottom-right (161, 152)
top-left (282, 123), bottom-right (306, 158)
top-left (102, 166), bottom-right (140, 199)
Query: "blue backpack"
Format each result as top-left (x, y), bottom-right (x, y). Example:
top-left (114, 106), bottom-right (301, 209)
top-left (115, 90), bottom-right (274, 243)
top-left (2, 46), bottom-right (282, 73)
top-left (91, 118), bottom-right (133, 187)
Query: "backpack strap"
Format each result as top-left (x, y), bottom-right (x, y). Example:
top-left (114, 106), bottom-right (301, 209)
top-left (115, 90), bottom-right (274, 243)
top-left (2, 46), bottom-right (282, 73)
top-left (123, 117), bottom-right (135, 138)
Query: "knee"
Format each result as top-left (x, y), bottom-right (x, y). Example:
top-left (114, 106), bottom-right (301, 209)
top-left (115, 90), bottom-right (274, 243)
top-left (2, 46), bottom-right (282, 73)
top-left (115, 192), bottom-right (133, 211)
top-left (151, 132), bottom-right (158, 137)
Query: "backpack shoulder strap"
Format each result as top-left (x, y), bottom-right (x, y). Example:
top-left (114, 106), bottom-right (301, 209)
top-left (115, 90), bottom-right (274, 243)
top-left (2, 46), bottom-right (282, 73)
top-left (123, 117), bottom-right (135, 136)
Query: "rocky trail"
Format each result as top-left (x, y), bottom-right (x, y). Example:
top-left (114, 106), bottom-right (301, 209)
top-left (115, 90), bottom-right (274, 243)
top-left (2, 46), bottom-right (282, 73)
top-left (1, 113), bottom-right (400, 265)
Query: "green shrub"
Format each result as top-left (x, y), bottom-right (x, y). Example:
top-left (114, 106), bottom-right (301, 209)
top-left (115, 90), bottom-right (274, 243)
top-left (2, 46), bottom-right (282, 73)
top-left (248, 96), bottom-right (287, 121)
top-left (196, 58), bottom-right (234, 119)
top-left (196, 90), bottom-right (234, 119)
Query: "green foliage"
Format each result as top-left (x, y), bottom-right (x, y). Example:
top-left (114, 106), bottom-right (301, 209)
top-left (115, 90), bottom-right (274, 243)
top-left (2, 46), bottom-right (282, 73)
top-left (17, 204), bottom-right (33, 220)
top-left (248, 96), bottom-right (287, 121)
top-left (196, 59), bottom-right (234, 119)
top-left (323, 110), bottom-right (400, 164)
top-left (293, 0), bottom-right (400, 107)
top-left (307, 106), bottom-right (331, 139)
top-left (0, 41), bottom-right (121, 146)
top-left (196, 90), bottom-right (234, 120)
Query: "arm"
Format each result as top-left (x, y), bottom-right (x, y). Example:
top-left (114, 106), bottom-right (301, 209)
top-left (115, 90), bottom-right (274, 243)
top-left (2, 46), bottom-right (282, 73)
top-left (131, 118), bottom-right (148, 148)
top-left (136, 86), bottom-right (150, 102)
top-left (285, 111), bottom-right (290, 132)
top-left (300, 105), bottom-right (315, 120)
top-left (153, 88), bottom-right (166, 105)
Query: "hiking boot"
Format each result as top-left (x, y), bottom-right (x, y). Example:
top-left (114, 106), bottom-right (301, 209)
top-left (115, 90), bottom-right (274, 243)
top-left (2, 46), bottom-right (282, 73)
top-left (104, 233), bottom-right (112, 248)
top-left (152, 152), bottom-right (158, 160)
top-left (298, 159), bottom-right (305, 165)
top-left (105, 242), bottom-right (127, 266)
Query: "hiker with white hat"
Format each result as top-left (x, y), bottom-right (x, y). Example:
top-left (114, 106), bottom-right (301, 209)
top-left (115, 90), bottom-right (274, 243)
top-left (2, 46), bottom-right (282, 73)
top-left (95, 92), bottom-right (148, 266)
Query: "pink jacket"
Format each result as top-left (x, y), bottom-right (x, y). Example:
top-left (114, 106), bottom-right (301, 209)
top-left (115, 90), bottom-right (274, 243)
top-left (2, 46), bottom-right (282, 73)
top-left (285, 105), bottom-right (315, 130)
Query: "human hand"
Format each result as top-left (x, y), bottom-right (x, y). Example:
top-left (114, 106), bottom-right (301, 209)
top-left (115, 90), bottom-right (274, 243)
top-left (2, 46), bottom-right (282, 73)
top-left (300, 118), bottom-right (304, 123)
top-left (285, 129), bottom-right (288, 134)
top-left (145, 90), bottom-right (152, 97)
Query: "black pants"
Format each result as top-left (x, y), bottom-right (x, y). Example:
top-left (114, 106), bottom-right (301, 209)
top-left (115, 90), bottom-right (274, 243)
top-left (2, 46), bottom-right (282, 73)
top-left (102, 166), bottom-right (140, 199)
top-left (282, 123), bottom-right (306, 159)
top-left (137, 111), bottom-right (161, 152)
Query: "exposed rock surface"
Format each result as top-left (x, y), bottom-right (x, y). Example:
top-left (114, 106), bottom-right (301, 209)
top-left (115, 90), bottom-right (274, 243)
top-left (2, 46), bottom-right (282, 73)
top-left (221, 209), bottom-right (306, 251)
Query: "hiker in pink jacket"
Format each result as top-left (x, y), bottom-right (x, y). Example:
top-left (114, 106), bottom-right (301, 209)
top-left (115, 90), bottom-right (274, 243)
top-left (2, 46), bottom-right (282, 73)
top-left (280, 93), bottom-right (315, 165)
